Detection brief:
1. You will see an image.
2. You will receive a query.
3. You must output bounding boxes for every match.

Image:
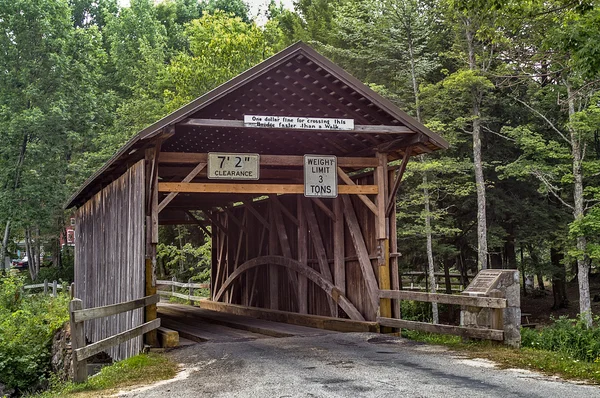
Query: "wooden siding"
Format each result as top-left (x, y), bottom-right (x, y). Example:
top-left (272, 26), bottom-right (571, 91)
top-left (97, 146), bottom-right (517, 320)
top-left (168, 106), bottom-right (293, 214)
top-left (75, 160), bottom-right (145, 361)
top-left (211, 181), bottom-right (381, 321)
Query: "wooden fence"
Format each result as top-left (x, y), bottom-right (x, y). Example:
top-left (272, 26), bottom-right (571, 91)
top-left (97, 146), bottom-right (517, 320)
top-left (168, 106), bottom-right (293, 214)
top-left (23, 280), bottom-right (66, 297)
top-left (377, 290), bottom-right (507, 341)
top-left (400, 272), bottom-right (471, 293)
top-left (157, 278), bottom-right (210, 302)
top-left (69, 294), bottom-right (161, 383)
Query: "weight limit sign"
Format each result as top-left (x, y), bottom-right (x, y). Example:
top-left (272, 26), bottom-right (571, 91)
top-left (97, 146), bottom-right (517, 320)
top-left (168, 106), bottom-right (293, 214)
top-left (304, 154), bottom-right (337, 198)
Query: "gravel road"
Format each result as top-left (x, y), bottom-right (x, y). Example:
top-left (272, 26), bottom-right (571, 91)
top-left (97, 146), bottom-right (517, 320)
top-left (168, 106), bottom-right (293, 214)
top-left (119, 333), bottom-right (600, 398)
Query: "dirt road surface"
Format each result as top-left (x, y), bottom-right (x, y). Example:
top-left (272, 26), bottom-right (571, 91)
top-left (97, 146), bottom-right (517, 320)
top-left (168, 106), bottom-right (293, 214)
top-left (119, 333), bottom-right (600, 398)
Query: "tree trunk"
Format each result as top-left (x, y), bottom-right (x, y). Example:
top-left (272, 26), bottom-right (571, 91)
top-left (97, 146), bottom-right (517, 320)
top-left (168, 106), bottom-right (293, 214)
top-left (465, 17), bottom-right (488, 270)
top-left (566, 82), bottom-right (592, 327)
top-left (551, 247), bottom-right (568, 309)
top-left (423, 168), bottom-right (438, 323)
top-left (520, 245), bottom-right (527, 297)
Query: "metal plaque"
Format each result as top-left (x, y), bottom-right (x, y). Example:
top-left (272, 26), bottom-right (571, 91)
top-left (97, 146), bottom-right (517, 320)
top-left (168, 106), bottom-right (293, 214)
top-left (462, 269), bottom-right (505, 297)
top-left (207, 152), bottom-right (260, 180)
top-left (304, 155), bottom-right (337, 198)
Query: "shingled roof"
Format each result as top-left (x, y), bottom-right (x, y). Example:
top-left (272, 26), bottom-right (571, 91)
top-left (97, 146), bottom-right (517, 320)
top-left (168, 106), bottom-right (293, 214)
top-left (67, 41), bottom-right (448, 208)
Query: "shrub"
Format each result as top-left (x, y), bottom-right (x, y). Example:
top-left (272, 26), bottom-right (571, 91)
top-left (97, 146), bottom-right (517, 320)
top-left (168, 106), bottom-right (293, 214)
top-left (521, 315), bottom-right (600, 362)
top-left (0, 275), bottom-right (70, 394)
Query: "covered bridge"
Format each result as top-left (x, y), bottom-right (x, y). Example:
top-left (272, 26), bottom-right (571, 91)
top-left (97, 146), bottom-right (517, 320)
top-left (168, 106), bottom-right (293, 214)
top-left (66, 42), bottom-right (449, 360)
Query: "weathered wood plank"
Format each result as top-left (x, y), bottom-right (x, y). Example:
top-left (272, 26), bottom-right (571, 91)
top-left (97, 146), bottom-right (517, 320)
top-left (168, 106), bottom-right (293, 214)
top-left (333, 197), bottom-right (345, 298)
top-left (76, 319), bottom-right (161, 362)
top-left (181, 118), bottom-right (412, 134)
top-left (159, 153), bottom-right (379, 168)
top-left (69, 299), bottom-right (87, 383)
top-left (297, 197), bottom-right (308, 314)
top-left (378, 290), bottom-right (507, 308)
top-left (213, 256), bottom-right (364, 321)
top-left (158, 182), bottom-right (378, 195)
top-left (377, 317), bottom-right (504, 341)
top-left (197, 300), bottom-right (378, 333)
top-left (73, 294), bottom-right (160, 323)
top-left (157, 280), bottom-right (210, 289)
top-left (337, 168), bottom-right (378, 215)
top-left (311, 198), bottom-right (335, 221)
top-left (386, 147), bottom-right (412, 216)
top-left (304, 199), bottom-right (337, 317)
top-left (342, 195), bottom-right (380, 315)
top-left (158, 162), bottom-right (207, 213)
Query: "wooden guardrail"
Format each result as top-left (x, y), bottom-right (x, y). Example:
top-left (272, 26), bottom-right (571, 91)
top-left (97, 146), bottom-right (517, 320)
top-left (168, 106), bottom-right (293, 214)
top-left (69, 294), bottom-right (161, 383)
top-left (400, 272), bottom-right (471, 293)
top-left (377, 289), bottom-right (507, 341)
top-left (157, 277), bottom-right (209, 302)
top-left (23, 279), bottom-right (66, 297)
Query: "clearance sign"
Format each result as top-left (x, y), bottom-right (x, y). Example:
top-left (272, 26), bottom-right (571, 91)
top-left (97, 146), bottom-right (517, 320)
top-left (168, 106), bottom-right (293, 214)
top-left (207, 152), bottom-right (260, 180)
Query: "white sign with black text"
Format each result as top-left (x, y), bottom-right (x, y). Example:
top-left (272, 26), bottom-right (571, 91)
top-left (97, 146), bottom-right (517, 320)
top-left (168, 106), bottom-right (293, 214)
top-left (244, 115), bottom-right (354, 131)
top-left (207, 152), bottom-right (260, 180)
top-left (304, 155), bottom-right (338, 198)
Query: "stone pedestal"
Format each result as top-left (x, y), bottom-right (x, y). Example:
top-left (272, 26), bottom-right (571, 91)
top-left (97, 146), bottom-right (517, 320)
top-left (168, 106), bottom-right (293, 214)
top-left (460, 270), bottom-right (521, 348)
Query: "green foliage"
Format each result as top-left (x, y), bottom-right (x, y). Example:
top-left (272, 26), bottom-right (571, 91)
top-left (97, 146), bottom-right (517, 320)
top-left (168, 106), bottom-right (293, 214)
top-left (0, 275), bottom-right (70, 394)
top-left (35, 353), bottom-right (178, 397)
top-left (521, 315), bottom-right (600, 362)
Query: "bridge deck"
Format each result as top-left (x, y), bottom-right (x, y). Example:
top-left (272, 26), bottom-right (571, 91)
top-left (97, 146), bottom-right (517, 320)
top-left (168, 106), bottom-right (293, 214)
top-left (158, 302), bottom-right (336, 345)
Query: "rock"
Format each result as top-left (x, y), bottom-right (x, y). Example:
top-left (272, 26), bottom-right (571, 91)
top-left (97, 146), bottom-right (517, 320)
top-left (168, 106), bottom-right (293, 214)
top-left (51, 322), bottom-right (73, 381)
top-left (0, 382), bottom-right (14, 397)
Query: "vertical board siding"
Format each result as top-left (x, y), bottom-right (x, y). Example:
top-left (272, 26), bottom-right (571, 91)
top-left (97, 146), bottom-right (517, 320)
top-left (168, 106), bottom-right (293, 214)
top-left (75, 160), bottom-right (145, 361)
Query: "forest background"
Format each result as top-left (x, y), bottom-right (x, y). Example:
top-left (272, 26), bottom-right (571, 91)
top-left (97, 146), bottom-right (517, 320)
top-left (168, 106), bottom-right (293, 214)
top-left (0, 0), bottom-right (599, 325)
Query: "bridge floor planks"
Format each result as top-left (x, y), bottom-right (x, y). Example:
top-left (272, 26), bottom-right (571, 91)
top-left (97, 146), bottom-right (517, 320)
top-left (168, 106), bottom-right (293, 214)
top-left (157, 302), bottom-right (336, 344)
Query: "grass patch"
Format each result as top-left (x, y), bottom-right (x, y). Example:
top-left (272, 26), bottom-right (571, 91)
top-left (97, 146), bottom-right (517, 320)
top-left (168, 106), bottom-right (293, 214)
top-left (403, 330), bottom-right (600, 384)
top-left (34, 353), bottom-right (179, 397)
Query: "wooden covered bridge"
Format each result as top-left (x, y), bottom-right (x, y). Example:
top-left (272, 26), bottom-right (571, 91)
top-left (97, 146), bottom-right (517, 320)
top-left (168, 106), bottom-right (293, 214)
top-left (67, 42), bottom-right (460, 366)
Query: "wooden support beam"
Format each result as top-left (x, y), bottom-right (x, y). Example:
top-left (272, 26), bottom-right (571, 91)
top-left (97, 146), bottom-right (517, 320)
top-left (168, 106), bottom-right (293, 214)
top-left (184, 210), bottom-right (212, 237)
top-left (311, 198), bottom-right (335, 221)
top-left (159, 152), bottom-right (379, 168)
top-left (270, 195), bottom-right (299, 226)
top-left (180, 118), bottom-right (413, 134)
top-left (297, 197), bottom-right (308, 314)
top-left (388, 169), bottom-right (400, 319)
top-left (242, 199), bottom-right (271, 231)
top-left (333, 197), bottom-right (345, 297)
top-left (336, 167), bottom-right (378, 215)
top-left (386, 147), bottom-right (412, 217)
top-left (159, 182), bottom-right (378, 195)
top-left (379, 290), bottom-right (507, 308)
top-left (213, 255), bottom-right (365, 321)
top-left (271, 199), bottom-right (300, 301)
top-left (200, 210), bottom-right (228, 234)
top-left (304, 199), bottom-right (337, 317)
top-left (377, 317), bottom-right (503, 341)
top-left (158, 162), bottom-right (206, 213)
top-left (342, 195), bottom-right (380, 316)
top-left (268, 204), bottom-right (279, 310)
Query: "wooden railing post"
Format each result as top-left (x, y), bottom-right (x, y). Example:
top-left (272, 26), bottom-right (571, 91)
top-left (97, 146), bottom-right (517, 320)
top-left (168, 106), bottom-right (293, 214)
top-left (172, 276), bottom-right (176, 297)
top-left (69, 298), bottom-right (87, 383)
top-left (52, 280), bottom-right (58, 298)
top-left (189, 278), bottom-right (194, 305)
top-left (43, 279), bottom-right (48, 295)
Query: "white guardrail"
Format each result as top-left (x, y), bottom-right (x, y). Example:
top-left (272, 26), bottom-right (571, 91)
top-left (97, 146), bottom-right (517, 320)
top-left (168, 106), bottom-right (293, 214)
top-left (23, 279), bottom-right (66, 297)
top-left (156, 277), bottom-right (210, 302)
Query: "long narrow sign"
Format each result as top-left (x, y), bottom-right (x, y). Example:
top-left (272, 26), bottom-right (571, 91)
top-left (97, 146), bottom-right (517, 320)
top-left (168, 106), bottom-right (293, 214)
top-left (244, 115), bottom-right (354, 131)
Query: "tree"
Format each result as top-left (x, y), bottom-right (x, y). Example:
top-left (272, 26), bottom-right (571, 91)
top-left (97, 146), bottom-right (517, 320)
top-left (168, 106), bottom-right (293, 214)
top-left (498, 1), bottom-right (600, 326)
